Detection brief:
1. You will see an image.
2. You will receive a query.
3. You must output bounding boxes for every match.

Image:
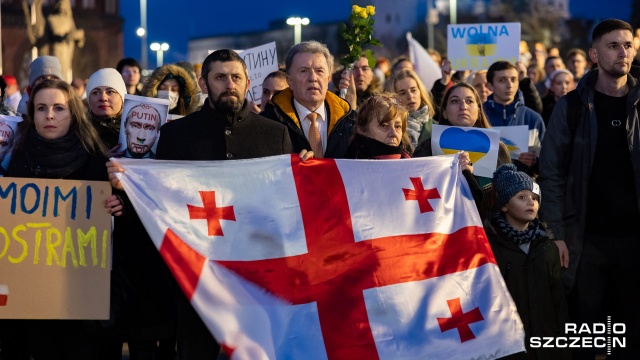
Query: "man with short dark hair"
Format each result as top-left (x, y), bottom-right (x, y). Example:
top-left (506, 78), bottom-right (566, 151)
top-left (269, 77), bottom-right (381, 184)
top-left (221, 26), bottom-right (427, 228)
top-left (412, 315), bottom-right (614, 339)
top-left (565, 48), bottom-right (589, 83)
top-left (538, 18), bottom-right (640, 359)
top-left (535, 56), bottom-right (565, 96)
top-left (484, 60), bottom-right (546, 176)
top-left (154, 49), bottom-right (294, 359)
top-left (338, 55), bottom-right (382, 110)
top-left (262, 40), bottom-right (356, 158)
top-left (117, 57), bottom-right (142, 95)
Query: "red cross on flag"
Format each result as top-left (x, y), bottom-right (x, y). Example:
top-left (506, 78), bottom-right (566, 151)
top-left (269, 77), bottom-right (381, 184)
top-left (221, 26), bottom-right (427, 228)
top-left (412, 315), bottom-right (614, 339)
top-left (115, 154), bottom-right (525, 359)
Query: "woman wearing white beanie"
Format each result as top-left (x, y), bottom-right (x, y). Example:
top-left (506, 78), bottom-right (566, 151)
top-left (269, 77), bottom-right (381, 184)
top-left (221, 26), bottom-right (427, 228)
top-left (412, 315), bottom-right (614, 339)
top-left (86, 68), bottom-right (127, 152)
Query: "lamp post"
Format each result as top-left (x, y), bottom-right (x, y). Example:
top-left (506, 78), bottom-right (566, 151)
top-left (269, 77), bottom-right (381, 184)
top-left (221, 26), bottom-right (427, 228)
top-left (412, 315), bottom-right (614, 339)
top-left (139, 0), bottom-right (148, 70)
top-left (286, 17), bottom-right (310, 45)
top-left (450, 0), bottom-right (457, 25)
top-left (150, 42), bottom-right (169, 67)
top-left (137, 27), bottom-right (147, 70)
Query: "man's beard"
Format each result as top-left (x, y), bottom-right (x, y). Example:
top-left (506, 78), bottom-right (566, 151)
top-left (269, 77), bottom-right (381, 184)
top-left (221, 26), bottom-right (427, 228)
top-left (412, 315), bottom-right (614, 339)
top-left (207, 83), bottom-right (244, 113)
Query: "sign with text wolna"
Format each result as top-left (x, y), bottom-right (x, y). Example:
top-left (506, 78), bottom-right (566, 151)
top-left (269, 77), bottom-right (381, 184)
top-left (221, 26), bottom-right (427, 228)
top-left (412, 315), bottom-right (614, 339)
top-left (0, 178), bottom-right (112, 319)
top-left (237, 42), bottom-right (279, 106)
top-left (431, 124), bottom-right (501, 178)
top-left (447, 22), bottom-right (520, 71)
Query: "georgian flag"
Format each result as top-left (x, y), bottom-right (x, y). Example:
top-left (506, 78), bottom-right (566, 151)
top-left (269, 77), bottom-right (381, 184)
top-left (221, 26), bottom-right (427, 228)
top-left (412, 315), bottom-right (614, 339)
top-left (115, 154), bottom-right (525, 360)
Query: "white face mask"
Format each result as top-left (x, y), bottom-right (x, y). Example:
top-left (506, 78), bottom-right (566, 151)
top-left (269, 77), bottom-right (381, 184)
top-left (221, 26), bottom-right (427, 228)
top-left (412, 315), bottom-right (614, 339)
top-left (158, 90), bottom-right (179, 111)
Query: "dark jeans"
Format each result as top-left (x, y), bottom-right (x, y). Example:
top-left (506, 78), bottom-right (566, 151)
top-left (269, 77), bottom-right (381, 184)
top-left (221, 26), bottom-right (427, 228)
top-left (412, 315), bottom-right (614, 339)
top-left (569, 233), bottom-right (639, 360)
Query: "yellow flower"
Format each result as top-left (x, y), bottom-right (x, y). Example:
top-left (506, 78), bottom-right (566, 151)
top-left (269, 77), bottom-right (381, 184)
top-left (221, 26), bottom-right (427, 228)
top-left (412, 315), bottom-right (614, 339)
top-left (366, 6), bottom-right (375, 16)
top-left (359, 8), bottom-right (368, 18)
top-left (352, 5), bottom-right (362, 14)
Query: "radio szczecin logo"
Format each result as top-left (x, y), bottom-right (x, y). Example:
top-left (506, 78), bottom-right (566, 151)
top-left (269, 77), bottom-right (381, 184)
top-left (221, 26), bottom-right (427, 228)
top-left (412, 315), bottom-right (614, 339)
top-left (530, 316), bottom-right (625, 355)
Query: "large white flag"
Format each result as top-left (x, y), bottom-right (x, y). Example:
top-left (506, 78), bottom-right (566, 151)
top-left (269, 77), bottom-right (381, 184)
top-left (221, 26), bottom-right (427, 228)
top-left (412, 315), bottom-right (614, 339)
top-left (115, 154), bottom-right (525, 360)
top-left (407, 32), bottom-right (441, 91)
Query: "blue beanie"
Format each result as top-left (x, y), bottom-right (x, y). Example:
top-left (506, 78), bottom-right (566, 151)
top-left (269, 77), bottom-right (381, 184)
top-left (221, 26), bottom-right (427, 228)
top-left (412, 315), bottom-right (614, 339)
top-left (492, 164), bottom-right (541, 207)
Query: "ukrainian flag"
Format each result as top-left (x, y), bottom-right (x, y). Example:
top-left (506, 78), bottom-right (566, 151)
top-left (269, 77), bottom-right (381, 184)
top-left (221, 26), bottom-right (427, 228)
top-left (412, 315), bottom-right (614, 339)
top-left (440, 128), bottom-right (490, 163)
top-left (500, 137), bottom-right (520, 153)
top-left (466, 32), bottom-right (497, 57)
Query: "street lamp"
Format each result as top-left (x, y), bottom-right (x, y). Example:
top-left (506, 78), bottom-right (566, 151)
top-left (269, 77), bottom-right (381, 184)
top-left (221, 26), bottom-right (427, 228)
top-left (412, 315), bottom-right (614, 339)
top-left (150, 42), bottom-right (169, 67)
top-left (286, 17), bottom-right (310, 45)
top-left (139, 0), bottom-right (148, 70)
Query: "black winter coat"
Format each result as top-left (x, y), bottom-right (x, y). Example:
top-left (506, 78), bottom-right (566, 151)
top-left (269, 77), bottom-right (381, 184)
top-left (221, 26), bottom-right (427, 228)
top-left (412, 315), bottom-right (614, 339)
top-left (157, 99), bottom-right (292, 160)
top-left (485, 219), bottom-right (571, 360)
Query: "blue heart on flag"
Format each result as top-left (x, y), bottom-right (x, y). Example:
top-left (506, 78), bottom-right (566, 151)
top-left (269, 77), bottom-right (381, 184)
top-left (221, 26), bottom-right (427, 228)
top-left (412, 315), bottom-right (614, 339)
top-left (440, 127), bottom-right (491, 163)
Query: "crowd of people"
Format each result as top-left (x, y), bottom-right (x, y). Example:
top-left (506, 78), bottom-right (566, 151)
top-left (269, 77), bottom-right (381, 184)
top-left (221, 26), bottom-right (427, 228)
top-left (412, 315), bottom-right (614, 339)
top-left (0, 17), bottom-right (638, 360)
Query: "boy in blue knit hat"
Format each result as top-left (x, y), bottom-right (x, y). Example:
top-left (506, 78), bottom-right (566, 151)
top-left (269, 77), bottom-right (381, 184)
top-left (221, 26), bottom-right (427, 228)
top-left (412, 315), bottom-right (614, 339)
top-left (484, 164), bottom-right (570, 359)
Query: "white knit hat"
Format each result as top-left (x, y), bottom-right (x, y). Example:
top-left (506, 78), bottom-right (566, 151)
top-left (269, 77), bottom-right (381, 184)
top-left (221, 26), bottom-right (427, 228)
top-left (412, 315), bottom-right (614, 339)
top-left (86, 68), bottom-right (127, 103)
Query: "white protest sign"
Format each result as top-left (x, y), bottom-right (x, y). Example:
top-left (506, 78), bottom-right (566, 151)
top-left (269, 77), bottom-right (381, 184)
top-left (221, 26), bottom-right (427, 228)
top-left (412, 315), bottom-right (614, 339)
top-left (492, 125), bottom-right (528, 159)
top-left (431, 124), bottom-right (501, 178)
top-left (447, 22), bottom-right (521, 71)
top-left (237, 42), bottom-right (279, 105)
top-left (0, 115), bottom-right (22, 176)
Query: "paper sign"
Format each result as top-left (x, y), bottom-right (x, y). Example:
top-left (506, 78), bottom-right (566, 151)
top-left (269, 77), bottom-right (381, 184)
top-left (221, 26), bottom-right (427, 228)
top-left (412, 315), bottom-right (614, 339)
top-left (118, 94), bottom-right (169, 159)
top-left (237, 42), bottom-right (279, 105)
top-left (0, 115), bottom-right (23, 176)
top-left (0, 178), bottom-right (112, 319)
top-left (492, 125), bottom-right (528, 159)
top-left (528, 129), bottom-right (542, 156)
top-left (431, 124), bottom-right (501, 178)
top-left (447, 22), bottom-right (521, 70)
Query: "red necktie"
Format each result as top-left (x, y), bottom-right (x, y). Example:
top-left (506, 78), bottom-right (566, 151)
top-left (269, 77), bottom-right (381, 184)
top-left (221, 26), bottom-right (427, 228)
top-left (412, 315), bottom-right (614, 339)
top-left (306, 112), bottom-right (323, 158)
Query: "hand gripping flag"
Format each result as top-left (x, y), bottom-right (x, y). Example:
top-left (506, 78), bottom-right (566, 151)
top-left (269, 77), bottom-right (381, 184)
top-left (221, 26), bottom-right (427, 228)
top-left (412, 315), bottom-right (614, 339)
top-left (115, 154), bottom-right (525, 360)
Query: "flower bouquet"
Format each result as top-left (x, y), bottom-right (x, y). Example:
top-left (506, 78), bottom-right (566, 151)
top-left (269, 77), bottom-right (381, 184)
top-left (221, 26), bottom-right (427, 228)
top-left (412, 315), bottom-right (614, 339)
top-left (338, 5), bottom-right (381, 99)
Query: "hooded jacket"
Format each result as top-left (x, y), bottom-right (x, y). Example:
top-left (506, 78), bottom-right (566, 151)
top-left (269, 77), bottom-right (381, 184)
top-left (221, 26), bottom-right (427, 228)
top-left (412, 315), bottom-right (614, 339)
top-left (261, 88), bottom-right (356, 158)
top-left (484, 90), bottom-right (546, 144)
top-left (141, 64), bottom-right (200, 116)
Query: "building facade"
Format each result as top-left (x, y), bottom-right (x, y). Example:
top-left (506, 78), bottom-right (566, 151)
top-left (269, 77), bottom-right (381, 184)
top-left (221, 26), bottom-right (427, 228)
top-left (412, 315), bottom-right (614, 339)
top-left (1, 0), bottom-right (123, 87)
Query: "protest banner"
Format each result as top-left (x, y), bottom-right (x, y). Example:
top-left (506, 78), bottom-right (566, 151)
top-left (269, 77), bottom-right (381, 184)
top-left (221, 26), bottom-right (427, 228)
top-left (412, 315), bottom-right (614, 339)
top-left (118, 94), bottom-right (169, 159)
top-left (447, 22), bottom-right (521, 70)
top-left (431, 124), bottom-right (501, 178)
top-left (0, 115), bottom-right (23, 177)
top-left (492, 125), bottom-right (529, 159)
top-left (0, 178), bottom-right (112, 319)
top-left (237, 42), bottom-right (279, 104)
